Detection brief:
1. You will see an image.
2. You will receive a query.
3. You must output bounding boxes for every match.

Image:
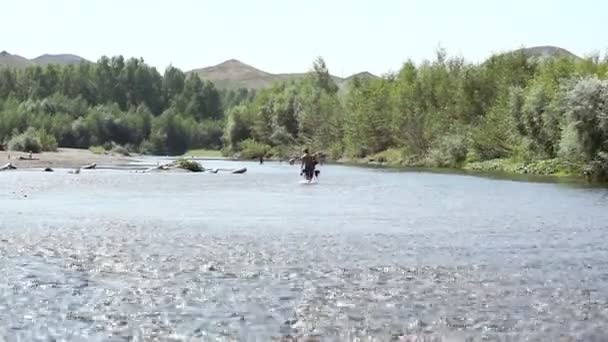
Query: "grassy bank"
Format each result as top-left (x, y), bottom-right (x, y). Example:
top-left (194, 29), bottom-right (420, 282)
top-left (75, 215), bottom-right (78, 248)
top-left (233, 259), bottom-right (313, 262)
top-left (337, 148), bottom-right (590, 183)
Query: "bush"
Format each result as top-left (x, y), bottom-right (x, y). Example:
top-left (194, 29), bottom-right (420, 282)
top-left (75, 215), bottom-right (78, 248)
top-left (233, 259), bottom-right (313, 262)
top-left (7, 127), bottom-right (57, 153)
top-left (8, 131), bottom-right (41, 153)
top-left (238, 138), bottom-right (270, 159)
top-left (327, 142), bottom-right (344, 161)
top-left (147, 110), bottom-right (193, 156)
top-left (192, 120), bottom-right (224, 150)
top-left (558, 122), bottom-right (584, 162)
top-left (562, 77), bottom-right (608, 160)
top-left (102, 141), bottom-right (113, 151)
top-left (37, 129), bottom-right (58, 152)
top-left (138, 140), bottom-right (151, 155)
top-left (370, 148), bottom-right (404, 165)
top-left (175, 158), bottom-right (204, 172)
top-left (111, 144), bottom-right (130, 156)
top-left (89, 145), bottom-right (105, 154)
top-left (425, 134), bottom-right (469, 168)
top-left (583, 152), bottom-right (608, 182)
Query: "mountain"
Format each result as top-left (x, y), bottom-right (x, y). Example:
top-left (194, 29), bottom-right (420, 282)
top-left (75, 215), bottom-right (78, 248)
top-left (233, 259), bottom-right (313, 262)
top-left (345, 71), bottom-right (379, 81)
top-left (0, 51), bottom-right (88, 68)
top-left (32, 54), bottom-right (89, 65)
top-left (189, 59), bottom-right (281, 89)
top-left (508, 45), bottom-right (581, 60)
top-left (0, 51), bottom-right (32, 68)
top-left (189, 59), bottom-right (376, 90)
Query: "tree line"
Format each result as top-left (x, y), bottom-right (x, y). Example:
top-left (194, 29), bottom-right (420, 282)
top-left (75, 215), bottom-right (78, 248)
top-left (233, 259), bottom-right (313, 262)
top-left (0, 56), bottom-right (253, 155)
top-left (223, 52), bottom-right (608, 181)
top-left (1, 51), bottom-right (607, 181)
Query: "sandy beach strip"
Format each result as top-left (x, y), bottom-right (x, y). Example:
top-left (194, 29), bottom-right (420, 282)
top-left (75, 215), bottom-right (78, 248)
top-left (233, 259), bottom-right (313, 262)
top-left (0, 148), bottom-right (135, 170)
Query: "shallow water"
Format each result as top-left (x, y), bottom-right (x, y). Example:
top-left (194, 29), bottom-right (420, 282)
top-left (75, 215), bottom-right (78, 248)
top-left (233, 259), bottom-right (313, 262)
top-left (1, 160), bottom-right (608, 341)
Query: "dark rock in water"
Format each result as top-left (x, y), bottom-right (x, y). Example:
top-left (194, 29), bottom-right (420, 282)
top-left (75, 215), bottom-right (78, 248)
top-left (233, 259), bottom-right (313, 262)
top-left (44, 167), bottom-right (53, 172)
top-left (284, 319), bottom-right (298, 326)
top-left (232, 167), bottom-right (247, 174)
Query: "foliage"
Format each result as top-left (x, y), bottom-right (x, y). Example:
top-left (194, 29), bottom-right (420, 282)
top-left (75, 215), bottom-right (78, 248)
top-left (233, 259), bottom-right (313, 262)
top-left (89, 145), bottom-right (105, 155)
top-left (2, 51), bottom-right (608, 181)
top-left (223, 105), bottom-right (254, 151)
top-left (111, 144), bottom-right (131, 156)
top-left (238, 138), bottom-right (271, 159)
top-left (425, 133), bottom-right (469, 168)
top-left (174, 158), bottom-right (204, 172)
top-left (0, 56), bottom-right (224, 156)
top-left (7, 127), bottom-right (57, 153)
top-left (470, 100), bottom-right (514, 161)
top-left (369, 148), bottom-right (405, 165)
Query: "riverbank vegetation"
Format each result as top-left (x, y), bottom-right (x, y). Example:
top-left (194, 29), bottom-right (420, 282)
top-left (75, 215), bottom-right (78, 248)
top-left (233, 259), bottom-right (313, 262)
top-left (223, 51), bottom-right (608, 182)
top-left (1, 50), bottom-right (607, 181)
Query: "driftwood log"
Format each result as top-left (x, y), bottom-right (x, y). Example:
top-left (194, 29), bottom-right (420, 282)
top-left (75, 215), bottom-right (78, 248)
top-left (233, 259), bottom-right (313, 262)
top-left (0, 163), bottom-right (16, 171)
top-left (143, 164), bottom-right (172, 173)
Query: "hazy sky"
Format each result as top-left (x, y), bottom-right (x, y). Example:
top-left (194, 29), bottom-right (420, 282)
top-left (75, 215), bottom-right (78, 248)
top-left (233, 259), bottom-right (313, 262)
top-left (2, 0), bottom-right (606, 76)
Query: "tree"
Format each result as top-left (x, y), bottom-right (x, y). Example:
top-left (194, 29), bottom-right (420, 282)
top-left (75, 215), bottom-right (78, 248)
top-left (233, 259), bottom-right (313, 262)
top-left (223, 105), bottom-right (253, 150)
top-left (562, 77), bottom-right (608, 160)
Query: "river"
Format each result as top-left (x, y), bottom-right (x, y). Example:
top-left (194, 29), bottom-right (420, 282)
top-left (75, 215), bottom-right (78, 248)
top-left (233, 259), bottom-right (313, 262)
top-left (1, 159), bottom-right (607, 341)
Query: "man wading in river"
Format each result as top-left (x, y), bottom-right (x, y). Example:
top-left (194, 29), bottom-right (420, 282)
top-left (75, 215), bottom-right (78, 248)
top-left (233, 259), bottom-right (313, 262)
top-left (300, 148), bottom-right (316, 181)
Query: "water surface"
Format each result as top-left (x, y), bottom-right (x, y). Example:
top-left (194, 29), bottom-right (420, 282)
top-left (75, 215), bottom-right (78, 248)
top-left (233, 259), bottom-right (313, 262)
top-left (1, 160), bottom-right (608, 341)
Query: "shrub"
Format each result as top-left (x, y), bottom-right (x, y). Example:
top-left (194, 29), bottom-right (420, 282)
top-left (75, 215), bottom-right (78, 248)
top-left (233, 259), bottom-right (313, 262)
top-left (327, 142), bottom-right (344, 161)
top-left (175, 158), bottom-right (204, 172)
top-left (89, 145), bottom-right (105, 154)
top-left (558, 122), bottom-right (585, 162)
top-left (238, 138), bottom-right (270, 159)
top-left (37, 129), bottom-right (58, 152)
top-left (7, 127), bottom-right (57, 153)
top-left (8, 131), bottom-right (41, 153)
top-left (583, 152), bottom-right (608, 182)
top-left (425, 134), bottom-right (469, 168)
top-left (370, 148), bottom-right (404, 165)
top-left (111, 144), bottom-right (130, 156)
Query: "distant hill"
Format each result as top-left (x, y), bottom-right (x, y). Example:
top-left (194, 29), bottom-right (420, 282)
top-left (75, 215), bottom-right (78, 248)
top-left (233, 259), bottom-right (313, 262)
top-left (189, 59), bottom-right (281, 89)
top-left (0, 51), bottom-right (88, 68)
top-left (32, 54), bottom-right (89, 65)
top-left (507, 45), bottom-right (581, 60)
top-left (189, 59), bottom-right (377, 90)
top-left (345, 71), bottom-right (379, 81)
top-left (0, 51), bottom-right (32, 68)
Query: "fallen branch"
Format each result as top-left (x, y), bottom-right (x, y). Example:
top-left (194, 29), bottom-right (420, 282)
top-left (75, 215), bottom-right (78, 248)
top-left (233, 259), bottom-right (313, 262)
top-left (143, 164), bottom-right (172, 173)
top-left (0, 163), bottom-right (16, 171)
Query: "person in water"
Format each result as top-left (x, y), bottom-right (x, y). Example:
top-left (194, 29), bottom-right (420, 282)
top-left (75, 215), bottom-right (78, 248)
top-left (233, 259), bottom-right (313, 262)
top-left (300, 148), bottom-right (316, 180)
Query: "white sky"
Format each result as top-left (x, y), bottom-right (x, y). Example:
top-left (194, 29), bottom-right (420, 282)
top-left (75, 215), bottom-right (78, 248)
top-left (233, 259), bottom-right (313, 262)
top-left (1, 0), bottom-right (606, 76)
